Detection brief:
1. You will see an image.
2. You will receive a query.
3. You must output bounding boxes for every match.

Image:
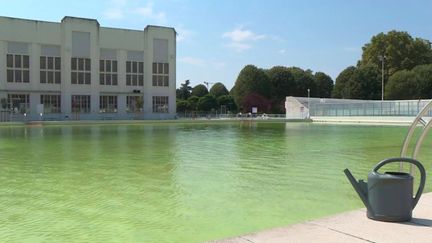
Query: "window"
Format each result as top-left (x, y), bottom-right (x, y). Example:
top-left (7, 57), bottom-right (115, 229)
top-left (152, 96), bottom-right (169, 113)
top-left (71, 58), bottom-right (91, 84)
top-left (41, 95), bottom-right (61, 113)
top-left (152, 62), bottom-right (169, 87)
top-left (126, 61), bottom-right (144, 86)
top-left (100, 96), bottom-right (117, 113)
top-left (7, 94), bottom-right (29, 113)
top-left (127, 96), bottom-right (143, 113)
top-left (40, 56), bottom-right (61, 84)
top-left (71, 95), bottom-right (91, 113)
top-left (7, 54), bottom-right (30, 83)
top-left (100, 60), bottom-right (118, 85)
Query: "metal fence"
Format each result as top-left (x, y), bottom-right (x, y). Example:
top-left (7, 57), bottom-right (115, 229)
top-left (176, 111), bottom-right (286, 120)
top-left (0, 111), bottom-right (175, 122)
top-left (0, 110), bottom-right (287, 122)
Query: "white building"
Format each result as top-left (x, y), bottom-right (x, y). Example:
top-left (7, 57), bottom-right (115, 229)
top-left (285, 96), bottom-right (309, 119)
top-left (0, 16), bottom-right (176, 121)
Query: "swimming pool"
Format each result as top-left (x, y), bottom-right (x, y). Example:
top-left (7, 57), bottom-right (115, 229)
top-left (1, 122), bottom-right (431, 242)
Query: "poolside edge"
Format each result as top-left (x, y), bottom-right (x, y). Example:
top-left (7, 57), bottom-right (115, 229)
top-left (210, 192), bottom-right (432, 243)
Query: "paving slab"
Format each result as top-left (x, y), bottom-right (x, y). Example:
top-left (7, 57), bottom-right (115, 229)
top-left (212, 192), bottom-right (432, 243)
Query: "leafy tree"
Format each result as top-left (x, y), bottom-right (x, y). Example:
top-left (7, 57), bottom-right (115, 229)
top-left (217, 95), bottom-right (237, 112)
top-left (187, 96), bottom-right (200, 111)
top-left (288, 67), bottom-right (317, 97)
top-left (360, 30), bottom-right (432, 77)
top-left (413, 64), bottom-right (432, 98)
top-left (385, 64), bottom-right (432, 99)
top-left (191, 84), bottom-right (209, 97)
top-left (209, 82), bottom-right (229, 97)
top-left (266, 66), bottom-right (296, 112)
top-left (332, 65), bottom-right (380, 99)
top-left (241, 93), bottom-right (271, 113)
top-left (176, 80), bottom-right (192, 100)
top-left (385, 70), bottom-right (418, 100)
top-left (332, 66), bottom-right (356, 98)
top-left (197, 94), bottom-right (218, 111)
top-left (267, 66), bottom-right (296, 98)
top-left (314, 72), bottom-right (334, 98)
top-left (346, 64), bottom-right (381, 99)
top-left (231, 65), bottom-right (271, 112)
top-left (176, 100), bottom-right (189, 113)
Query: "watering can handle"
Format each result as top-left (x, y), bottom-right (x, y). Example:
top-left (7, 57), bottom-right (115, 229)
top-left (373, 157), bottom-right (426, 209)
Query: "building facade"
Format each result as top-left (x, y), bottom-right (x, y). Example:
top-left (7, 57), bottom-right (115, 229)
top-left (0, 16), bottom-right (176, 121)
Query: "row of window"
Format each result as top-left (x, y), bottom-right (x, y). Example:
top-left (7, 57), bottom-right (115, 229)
top-left (5, 94), bottom-right (169, 114)
top-left (6, 55), bottom-right (169, 87)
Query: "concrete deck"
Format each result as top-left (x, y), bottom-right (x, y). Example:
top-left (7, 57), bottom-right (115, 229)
top-left (212, 192), bottom-right (432, 243)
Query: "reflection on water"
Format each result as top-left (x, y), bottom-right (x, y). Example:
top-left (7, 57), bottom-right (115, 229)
top-left (0, 122), bottom-right (431, 242)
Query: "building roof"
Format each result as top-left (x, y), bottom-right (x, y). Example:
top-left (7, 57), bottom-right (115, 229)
top-left (0, 15), bottom-right (176, 33)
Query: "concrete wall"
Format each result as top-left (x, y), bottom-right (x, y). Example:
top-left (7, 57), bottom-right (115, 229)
top-left (285, 96), bottom-right (309, 119)
top-left (0, 16), bottom-right (176, 120)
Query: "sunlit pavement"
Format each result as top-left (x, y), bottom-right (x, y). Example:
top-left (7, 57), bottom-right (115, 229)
top-left (211, 192), bottom-right (432, 243)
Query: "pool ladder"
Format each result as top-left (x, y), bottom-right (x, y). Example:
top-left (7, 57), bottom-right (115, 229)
top-left (400, 99), bottom-right (432, 174)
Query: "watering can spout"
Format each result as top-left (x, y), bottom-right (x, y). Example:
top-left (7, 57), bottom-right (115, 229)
top-left (344, 169), bottom-right (374, 214)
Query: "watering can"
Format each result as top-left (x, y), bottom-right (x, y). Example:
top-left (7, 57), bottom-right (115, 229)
top-left (344, 157), bottom-right (426, 222)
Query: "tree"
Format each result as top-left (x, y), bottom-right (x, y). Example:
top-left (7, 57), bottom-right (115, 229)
top-left (332, 66), bottom-right (356, 98)
top-left (385, 70), bottom-right (418, 100)
top-left (314, 72), bottom-right (334, 98)
top-left (332, 65), bottom-right (380, 99)
top-left (191, 84), bottom-right (209, 97)
top-left (209, 82), bottom-right (229, 97)
top-left (176, 99), bottom-right (189, 113)
top-left (266, 66), bottom-right (296, 113)
top-left (413, 64), bottom-right (432, 98)
top-left (187, 96), bottom-right (200, 111)
top-left (231, 65), bottom-right (271, 112)
top-left (346, 64), bottom-right (381, 99)
top-left (197, 94), bottom-right (218, 111)
top-left (241, 93), bottom-right (271, 113)
top-left (217, 95), bottom-right (237, 112)
top-left (360, 30), bottom-right (432, 77)
top-left (267, 66), bottom-right (296, 98)
top-left (176, 80), bottom-right (192, 100)
top-left (288, 67), bottom-right (317, 97)
top-left (385, 64), bottom-right (432, 99)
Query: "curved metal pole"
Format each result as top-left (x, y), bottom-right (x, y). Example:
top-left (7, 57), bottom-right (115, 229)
top-left (400, 99), bottom-right (432, 171)
top-left (412, 118), bottom-right (432, 166)
top-left (406, 118), bottom-right (432, 188)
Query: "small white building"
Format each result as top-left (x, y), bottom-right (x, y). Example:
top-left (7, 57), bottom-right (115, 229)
top-left (0, 16), bottom-right (176, 120)
top-left (285, 96), bottom-right (309, 119)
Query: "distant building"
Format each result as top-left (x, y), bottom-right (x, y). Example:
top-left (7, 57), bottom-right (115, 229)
top-left (286, 96), bottom-right (431, 120)
top-left (0, 16), bottom-right (176, 121)
top-left (285, 96), bottom-right (309, 119)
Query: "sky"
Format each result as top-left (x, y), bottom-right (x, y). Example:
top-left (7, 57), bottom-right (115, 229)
top-left (1, 0), bottom-right (431, 89)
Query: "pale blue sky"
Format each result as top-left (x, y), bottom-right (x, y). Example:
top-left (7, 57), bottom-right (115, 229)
top-left (1, 0), bottom-right (431, 89)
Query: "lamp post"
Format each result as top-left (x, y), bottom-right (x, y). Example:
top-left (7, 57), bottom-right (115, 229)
top-left (379, 55), bottom-right (386, 100)
top-left (307, 88), bottom-right (310, 119)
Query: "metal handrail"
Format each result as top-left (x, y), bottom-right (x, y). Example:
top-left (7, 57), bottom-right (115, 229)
top-left (400, 99), bottom-right (432, 172)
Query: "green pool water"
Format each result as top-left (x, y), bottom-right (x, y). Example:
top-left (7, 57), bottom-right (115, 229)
top-left (1, 122), bottom-right (431, 242)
